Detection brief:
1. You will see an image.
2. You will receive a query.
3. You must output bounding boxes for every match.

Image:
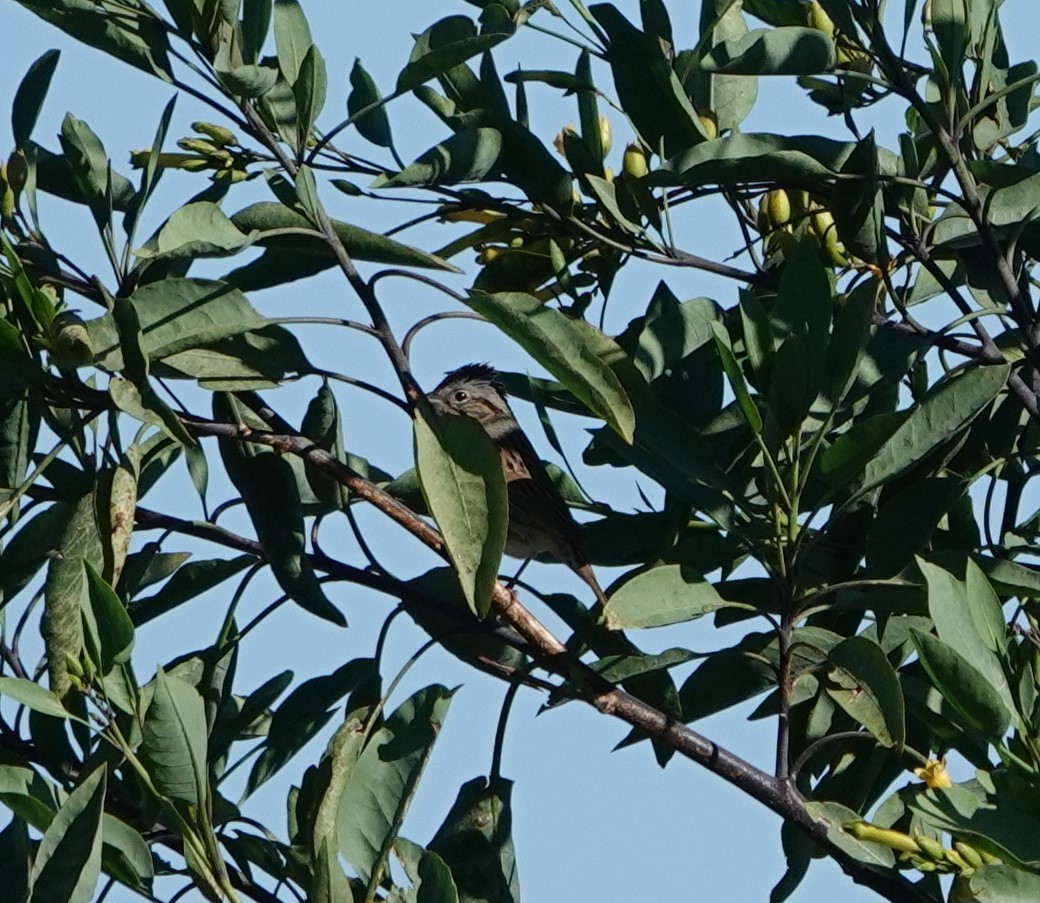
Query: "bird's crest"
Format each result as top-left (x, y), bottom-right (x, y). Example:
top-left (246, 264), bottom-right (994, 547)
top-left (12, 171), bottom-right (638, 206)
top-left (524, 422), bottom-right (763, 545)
top-left (435, 362), bottom-right (506, 395)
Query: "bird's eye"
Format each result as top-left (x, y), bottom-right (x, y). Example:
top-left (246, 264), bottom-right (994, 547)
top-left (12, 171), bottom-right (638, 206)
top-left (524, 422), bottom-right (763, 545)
top-left (452, 389), bottom-right (469, 403)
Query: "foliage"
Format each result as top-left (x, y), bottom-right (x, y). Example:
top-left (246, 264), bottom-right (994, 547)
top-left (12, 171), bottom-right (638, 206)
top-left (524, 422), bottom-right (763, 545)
top-left (1, 0), bottom-right (1040, 901)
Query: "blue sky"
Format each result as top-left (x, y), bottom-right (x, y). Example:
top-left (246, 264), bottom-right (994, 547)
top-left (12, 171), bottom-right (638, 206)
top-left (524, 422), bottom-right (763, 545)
top-left (1, 1), bottom-right (1034, 901)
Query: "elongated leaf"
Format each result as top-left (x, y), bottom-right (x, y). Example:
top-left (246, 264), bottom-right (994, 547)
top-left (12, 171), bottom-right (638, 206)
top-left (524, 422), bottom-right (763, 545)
top-left (295, 44), bottom-right (327, 142)
top-left (910, 630), bottom-right (1011, 739)
top-left (464, 291), bottom-right (635, 442)
top-left (217, 417), bottom-right (345, 625)
top-left (414, 410), bottom-right (507, 618)
top-left (860, 364), bottom-right (1009, 494)
top-left (337, 685), bottom-right (453, 883)
top-left (226, 202), bottom-right (461, 276)
top-left (12, 49), bottom-right (60, 148)
top-left (428, 776), bottom-right (519, 903)
top-left (397, 16), bottom-right (510, 92)
top-left (141, 669), bottom-right (209, 806)
top-left (348, 59), bottom-right (392, 148)
top-left (82, 561), bottom-right (135, 673)
top-left (28, 765), bottom-right (106, 903)
top-left (395, 839), bottom-right (460, 903)
top-left (135, 202), bottom-right (254, 260)
top-left (375, 128), bottom-right (503, 188)
top-left (604, 564), bottom-right (747, 629)
top-left (246, 658), bottom-right (370, 795)
top-left (0, 677), bottom-right (72, 720)
top-left (918, 557), bottom-right (1013, 719)
top-left (273, 0), bottom-right (312, 84)
top-left (15, 0), bottom-right (173, 80)
top-left (712, 321), bottom-right (762, 433)
top-left (88, 278), bottom-right (268, 370)
top-left (826, 636), bottom-right (905, 748)
top-left (967, 865), bottom-right (1040, 902)
top-left (700, 26), bottom-right (834, 75)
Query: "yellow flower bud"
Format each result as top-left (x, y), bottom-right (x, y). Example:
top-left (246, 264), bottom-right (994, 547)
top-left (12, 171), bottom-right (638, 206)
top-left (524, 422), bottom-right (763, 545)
top-left (764, 189), bottom-right (792, 229)
top-left (598, 115), bottom-right (613, 155)
top-left (622, 142), bottom-right (649, 179)
top-left (844, 821), bottom-right (922, 854)
top-left (698, 110), bottom-right (719, 140)
top-left (177, 137), bottom-right (219, 156)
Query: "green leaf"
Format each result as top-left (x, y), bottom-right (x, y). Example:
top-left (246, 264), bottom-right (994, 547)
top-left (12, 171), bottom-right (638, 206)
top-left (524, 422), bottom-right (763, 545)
top-left (0, 677), bottom-right (73, 720)
top-left (712, 321), bottom-right (762, 433)
top-left (135, 202), bottom-right (254, 260)
top-left (82, 561), bottom-right (135, 673)
top-left (804, 801), bottom-right (895, 868)
top-left (88, 278), bottom-right (268, 370)
top-left (154, 326), bottom-right (311, 388)
top-left (226, 202), bottom-right (462, 277)
top-left (300, 382), bottom-right (349, 512)
top-left (700, 26), bottom-right (834, 75)
top-left (141, 669), bottom-right (209, 806)
top-left (910, 786), bottom-right (1040, 870)
top-left (860, 363), bottom-right (1009, 494)
top-left (312, 837), bottom-right (357, 903)
top-left (28, 764), bottom-right (106, 903)
top-left (337, 685), bottom-right (453, 884)
top-left (12, 49), bottom-right (60, 148)
top-left (348, 59), bottom-right (392, 148)
top-left (273, 0), bottom-right (312, 84)
top-left (918, 557), bottom-right (1013, 716)
top-left (403, 568), bottom-right (527, 675)
top-left (932, 0), bottom-right (967, 84)
top-left (428, 776), bottom-right (519, 903)
top-left (591, 5), bottom-right (703, 156)
top-left (826, 636), bottom-right (905, 748)
top-left (101, 814), bottom-right (153, 893)
top-left (909, 630), bottom-right (1011, 739)
top-left (0, 818), bottom-right (30, 903)
top-left (397, 16), bottom-right (511, 93)
top-left (968, 865), bottom-right (1040, 902)
top-left (246, 658), bottom-right (370, 796)
top-left (604, 564), bottom-right (747, 629)
top-left (464, 291), bottom-right (636, 442)
top-left (295, 44), bottom-right (328, 143)
top-left (831, 132), bottom-right (886, 264)
top-left (395, 839), bottom-right (460, 903)
top-left (590, 647), bottom-right (697, 683)
top-left (414, 409), bottom-right (507, 618)
top-left (58, 113), bottom-right (112, 229)
top-left (15, 0), bottom-right (173, 81)
top-left (216, 407), bottom-right (346, 626)
top-left (374, 128), bottom-right (503, 188)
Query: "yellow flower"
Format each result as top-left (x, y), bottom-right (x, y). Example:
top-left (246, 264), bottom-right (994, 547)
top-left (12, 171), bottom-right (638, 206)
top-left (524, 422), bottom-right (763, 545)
top-left (914, 759), bottom-right (952, 788)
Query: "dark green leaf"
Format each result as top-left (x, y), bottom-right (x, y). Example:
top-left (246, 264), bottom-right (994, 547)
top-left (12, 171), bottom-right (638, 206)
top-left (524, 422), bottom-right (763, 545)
top-left (135, 202), bottom-right (254, 261)
top-left (12, 49), bottom-right (60, 149)
top-left (465, 291), bottom-right (635, 442)
top-left (397, 16), bottom-right (510, 92)
top-left (910, 629), bottom-right (1011, 739)
top-left (246, 658), bottom-right (370, 795)
top-left (28, 764), bottom-right (106, 903)
top-left (82, 561), bottom-right (135, 673)
top-left (700, 26), bottom-right (835, 75)
top-left (826, 635), bottom-right (905, 747)
top-left (428, 776), bottom-right (519, 903)
top-left (337, 685), bottom-right (453, 883)
top-left (348, 59), bottom-right (392, 148)
top-left (374, 128), bottom-right (503, 188)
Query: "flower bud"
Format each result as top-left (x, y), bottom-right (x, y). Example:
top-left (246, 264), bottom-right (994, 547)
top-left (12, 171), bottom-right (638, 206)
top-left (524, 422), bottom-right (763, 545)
top-left (622, 142), bottom-right (649, 179)
top-left (806, 1), bottom-right (836, 34)
top-left (191, 121), bottom-right (239, 147)
top-left (553, 123), bottom-right (578, 156)
top-left (598, 115), bottom-right (613, 155)
top-left (698, 110), bottom-right (719, 140)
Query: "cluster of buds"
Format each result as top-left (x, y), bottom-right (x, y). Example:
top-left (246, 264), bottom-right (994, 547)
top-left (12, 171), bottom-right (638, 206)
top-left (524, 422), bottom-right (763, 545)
top-left (756, 187), bottom-right (847, 266)
top-left (844, 821), bottom-right (1000, 877)
top-left (130, 122), bottom-right (254, 183)
top-left (806, 0), bottom-right (872, 73)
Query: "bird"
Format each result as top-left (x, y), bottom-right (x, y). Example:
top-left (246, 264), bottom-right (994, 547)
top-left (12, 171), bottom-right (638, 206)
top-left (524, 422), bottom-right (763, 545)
top-left (427, 363), bottom-right (608, 606)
